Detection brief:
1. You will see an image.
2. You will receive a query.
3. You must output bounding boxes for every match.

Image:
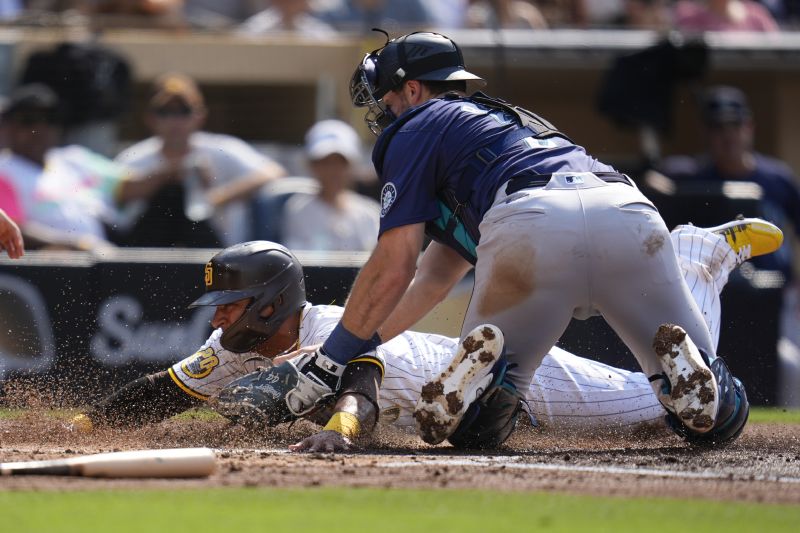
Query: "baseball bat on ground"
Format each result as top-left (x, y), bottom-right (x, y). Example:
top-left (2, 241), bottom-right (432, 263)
top-left (0, 447), bottom-right (217, 478)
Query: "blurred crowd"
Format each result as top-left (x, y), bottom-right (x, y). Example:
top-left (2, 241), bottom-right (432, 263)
top-left (0, 1), bottom-right (797, 258)
top-left (0, 1), bottom-right (797, 33)
top-left (0, 71), bottom-right (381, 253)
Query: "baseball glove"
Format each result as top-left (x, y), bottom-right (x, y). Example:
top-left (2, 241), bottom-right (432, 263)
top-left (215, 363), bottom-right (300, 428)
top-left (214, 361), bottom-right (335, 428)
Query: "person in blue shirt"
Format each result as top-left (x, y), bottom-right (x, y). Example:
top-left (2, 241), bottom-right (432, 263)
top-left (279, 31), bottom-right (770, 451)
top-left (657, 85), bottom-right (799, 280)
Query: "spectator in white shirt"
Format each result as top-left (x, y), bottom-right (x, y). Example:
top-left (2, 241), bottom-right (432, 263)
top-left (115, 73), bottom-right (286, 247)
top-left (280, 119), bottom-right (379, 252)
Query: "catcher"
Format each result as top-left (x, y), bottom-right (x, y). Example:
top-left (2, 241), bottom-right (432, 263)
top-left (71, 216), bottom-right (781, 452)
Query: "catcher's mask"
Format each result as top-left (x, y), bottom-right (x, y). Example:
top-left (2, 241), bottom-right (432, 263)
top-left (189, 241), bottom-right (306, 353)
top-left (350, 30), bottom-right (484, 135)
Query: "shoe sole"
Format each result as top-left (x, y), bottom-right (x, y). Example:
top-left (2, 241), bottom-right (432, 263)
top-left (413, 324), bottom-right (504, 445)
top-left (709, 218), bottom-right (784, 257)
top-left (653, 324), bottom-right (719, 434)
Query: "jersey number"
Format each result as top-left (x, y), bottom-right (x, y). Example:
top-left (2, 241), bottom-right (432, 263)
top-left (181, 347), bottom-right (220, 379)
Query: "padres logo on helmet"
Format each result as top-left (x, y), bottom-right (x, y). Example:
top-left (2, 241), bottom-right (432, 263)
top-left (204, 262), bottom-right (214, 287)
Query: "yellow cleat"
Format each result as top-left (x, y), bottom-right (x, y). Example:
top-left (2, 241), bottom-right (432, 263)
top-left (708, 217), bottom-right (784, 264)
top-left (67, 413), bottom-right (94, 433)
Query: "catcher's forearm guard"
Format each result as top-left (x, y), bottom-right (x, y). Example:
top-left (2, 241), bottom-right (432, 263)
top-left (337, 360), bottom-right (382, 422)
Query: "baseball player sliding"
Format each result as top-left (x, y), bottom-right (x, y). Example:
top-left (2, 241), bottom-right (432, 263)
top-left (71, 218), bottom-right (782, 452)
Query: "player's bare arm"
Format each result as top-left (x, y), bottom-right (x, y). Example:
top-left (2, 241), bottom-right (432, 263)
top-left (115, 161), bottom-right (183, 204)
top-left (379, 241), bottom-right (472, 342)
top-left (206, 160), bottom-right (286, 208)
top-left (0, 208), bottom-right (24, 259)
top-left (71, 369), bottom-right (203, 432)
top-left (339, 222), bottom-right (425, 338)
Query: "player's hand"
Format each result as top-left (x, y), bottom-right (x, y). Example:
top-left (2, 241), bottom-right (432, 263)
top-left (0, 209), bottom-right (24, 259)
top-left (273, 344), bottom-right (321, 366)
top-left (288, 430), bottom-right (355, 453)
top-left (65, 413), bottom-right (94, 434)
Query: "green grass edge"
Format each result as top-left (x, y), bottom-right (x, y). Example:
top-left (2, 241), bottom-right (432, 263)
top-left (1, 487), bottom-right (799, 533)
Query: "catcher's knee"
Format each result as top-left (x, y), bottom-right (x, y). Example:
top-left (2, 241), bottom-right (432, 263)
top-left (447, 384), bottom-right (526, 450)
top-left (667, 356), bottom-right (749, 447)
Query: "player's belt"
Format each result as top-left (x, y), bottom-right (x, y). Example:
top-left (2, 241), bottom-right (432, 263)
top-left (505, 172), bottom-right (632, 194)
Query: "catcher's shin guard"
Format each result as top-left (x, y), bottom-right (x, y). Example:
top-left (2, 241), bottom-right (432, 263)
top-left (446, 359), bottom-right (529, 450)
top-left (665, 355), bottom-right (749, 447)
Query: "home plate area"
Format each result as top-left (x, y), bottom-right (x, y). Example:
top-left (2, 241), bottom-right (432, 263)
top-left (0, 414), bottom-right (799, 504)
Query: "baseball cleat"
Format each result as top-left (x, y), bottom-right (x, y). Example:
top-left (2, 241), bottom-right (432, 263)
top-left (413, 324), bottom-right (504, 445)
top-left (652, 324), bottom-right (719, 434)
top-left (707, 216), bottom-right (783, 265)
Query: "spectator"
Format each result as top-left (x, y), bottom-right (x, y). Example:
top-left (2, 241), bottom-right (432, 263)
top-left (619, 0), bottom-right (673, 30)
top-left (0, 178), bottom-right (22, 223)
top-left (279, 119), bottom-right (379, 252)
top-left (426, 0), bottom-right (469, 29)
top-left (657, 86), bottom-right (798, 278)
top-left (238, 0), bottom-right (337, 38)
top-left (0, 84), bottom-right (148, 252)
top-left (115, 73), bottom-right (286, 248)
top-left (656, 86), bottom-right (800, 405)
top-left (578, 0), bottom-right (624, 27)
top-left (87, 0), bottom-right (187, 29)
top-left (758, 0), bottom-right (800, 28)
top-left (535, 0), bottom-right (588, 28)
top-left (0, 0), bottom-right (21, 21)
top-left (183, 0), bottom-right (262, 29)
top-left (91, 0), bottom-right (184, 16)
top-left (466, 0), bottom-right (549, 29)
top-left (20, 41), bottom-right (133, 157)
top-left (316, 0), bottom-right (444, 34)
top-left (674, 0), bottom-right (780, 32)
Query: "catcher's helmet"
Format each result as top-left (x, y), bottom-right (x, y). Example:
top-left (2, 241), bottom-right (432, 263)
top-left (350, 31), bottom-right (484, 135)
top-left (189, 241), bottom-right (306, 353)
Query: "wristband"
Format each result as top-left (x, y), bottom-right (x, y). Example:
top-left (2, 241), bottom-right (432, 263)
top-left (323, 411), bottom-right (361, 439)
top-left (362, 332), bottom-right (383, 353)
top-left (323, 323), bottom-right (381, 365)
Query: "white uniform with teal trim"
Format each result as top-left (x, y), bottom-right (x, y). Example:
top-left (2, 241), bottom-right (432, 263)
top-left (169, 225), bottom-right (736, 431)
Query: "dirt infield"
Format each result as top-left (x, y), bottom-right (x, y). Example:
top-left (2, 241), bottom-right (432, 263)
top-left (1, 414), bottom-right (799, 503)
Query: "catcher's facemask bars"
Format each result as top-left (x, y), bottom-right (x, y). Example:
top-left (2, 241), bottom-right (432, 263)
top-left (350, 53), bottom-right (394, 136)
